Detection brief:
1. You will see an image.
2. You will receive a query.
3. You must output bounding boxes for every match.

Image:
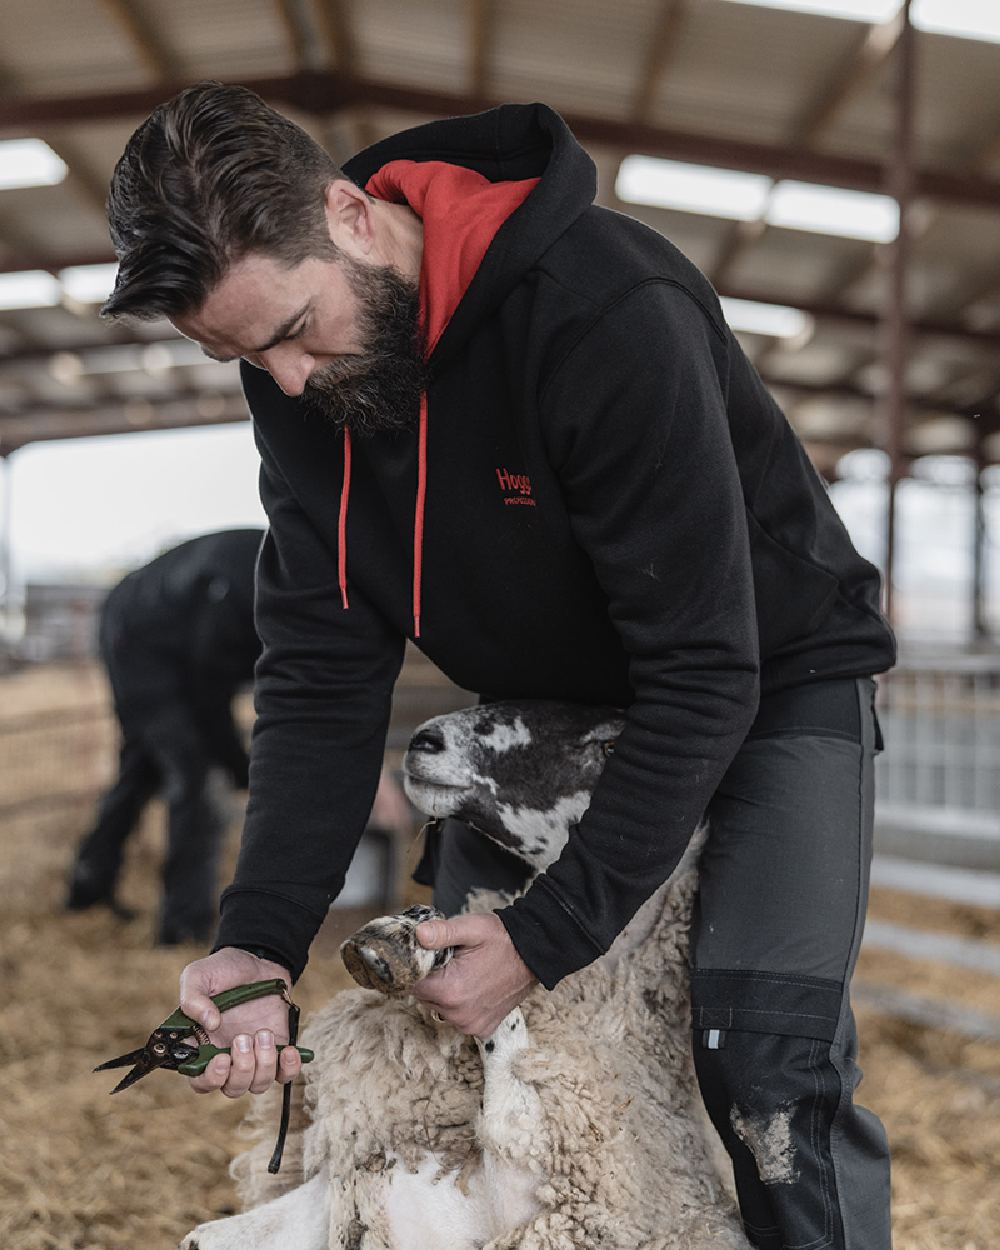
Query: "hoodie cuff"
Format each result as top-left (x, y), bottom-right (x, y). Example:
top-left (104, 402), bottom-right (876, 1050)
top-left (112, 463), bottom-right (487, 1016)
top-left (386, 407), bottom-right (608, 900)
top-left (497, 875), bottom-right (605, 991)
top-left (214, 887), bottom-right (328, 984)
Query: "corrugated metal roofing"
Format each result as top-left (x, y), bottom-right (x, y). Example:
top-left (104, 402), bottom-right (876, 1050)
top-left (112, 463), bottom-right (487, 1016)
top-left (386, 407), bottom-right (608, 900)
top-left (0, 0), bottom-right (998, 478)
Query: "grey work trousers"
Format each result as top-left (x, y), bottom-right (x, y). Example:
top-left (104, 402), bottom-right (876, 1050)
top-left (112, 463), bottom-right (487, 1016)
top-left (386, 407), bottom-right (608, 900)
top-left (430, 676), bottom-right (892, 1250)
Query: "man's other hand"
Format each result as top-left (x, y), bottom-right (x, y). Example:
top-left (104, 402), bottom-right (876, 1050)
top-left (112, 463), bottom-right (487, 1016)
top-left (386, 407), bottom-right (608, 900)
top-left (178, 947), bottom-right (302, 1097)
top-left (412, 913), bottom-right (538, 1038)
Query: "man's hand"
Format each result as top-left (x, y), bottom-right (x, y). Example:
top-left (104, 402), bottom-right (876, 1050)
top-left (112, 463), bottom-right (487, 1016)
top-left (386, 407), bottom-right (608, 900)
top-left (178, 947), bottom-right (302, 1097)
top-left (412, 913), bottom-right (538, 1038)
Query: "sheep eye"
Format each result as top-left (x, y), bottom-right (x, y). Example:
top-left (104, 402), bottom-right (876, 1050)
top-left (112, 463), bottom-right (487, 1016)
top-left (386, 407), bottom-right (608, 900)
top-left (601, 740), bottom-right (616, 757)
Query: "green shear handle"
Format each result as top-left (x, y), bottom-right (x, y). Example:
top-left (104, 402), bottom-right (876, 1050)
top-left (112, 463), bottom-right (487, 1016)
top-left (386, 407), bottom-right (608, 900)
top-left (176, 1042), bottom-right (315, 1077)
top-left (159, 978), bottom-right (296, 1031)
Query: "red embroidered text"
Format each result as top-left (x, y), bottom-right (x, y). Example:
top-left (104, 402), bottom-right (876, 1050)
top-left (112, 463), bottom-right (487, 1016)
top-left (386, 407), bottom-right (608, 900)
top-left (495, 467), bottom-right (536, 506)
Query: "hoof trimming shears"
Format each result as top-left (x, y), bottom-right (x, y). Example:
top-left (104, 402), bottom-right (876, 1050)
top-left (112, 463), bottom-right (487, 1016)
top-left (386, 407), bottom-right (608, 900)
top-left (94, 978), bottom-right (314, 1171)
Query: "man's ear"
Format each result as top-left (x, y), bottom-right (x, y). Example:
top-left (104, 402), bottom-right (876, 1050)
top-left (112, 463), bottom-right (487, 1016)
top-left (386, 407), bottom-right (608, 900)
top-left (323, 179), bottom-right (375, 258)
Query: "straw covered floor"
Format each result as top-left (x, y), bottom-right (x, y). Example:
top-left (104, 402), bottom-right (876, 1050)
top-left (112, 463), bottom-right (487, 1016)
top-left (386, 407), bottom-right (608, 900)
top-left (1, 665), bottom-right (997, 1249)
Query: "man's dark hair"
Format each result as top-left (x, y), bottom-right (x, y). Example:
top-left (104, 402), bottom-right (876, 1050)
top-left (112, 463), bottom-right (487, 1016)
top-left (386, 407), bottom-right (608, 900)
top-left (102, 82), bottom-right (350, 321)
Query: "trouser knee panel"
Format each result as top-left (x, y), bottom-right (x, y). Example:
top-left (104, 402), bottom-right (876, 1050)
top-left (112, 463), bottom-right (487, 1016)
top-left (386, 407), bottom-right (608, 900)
top-left (694, 1025), bottom-right (845, 1250)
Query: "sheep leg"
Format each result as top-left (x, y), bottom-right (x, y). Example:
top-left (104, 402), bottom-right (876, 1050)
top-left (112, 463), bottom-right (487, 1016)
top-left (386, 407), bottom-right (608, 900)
top-left (177, 1169), bottom-right (330, 1250)
top-left (475, 1009), bottom-right (544, 1234)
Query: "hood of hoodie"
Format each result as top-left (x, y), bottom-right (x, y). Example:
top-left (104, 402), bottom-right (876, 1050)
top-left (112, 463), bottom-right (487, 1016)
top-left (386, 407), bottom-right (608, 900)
top-left (364, 160), bottom-right (539, 360)
top-left (343, 103), bottom-right (598, 374)
top-left (330, 104), bottom-right (599, 638)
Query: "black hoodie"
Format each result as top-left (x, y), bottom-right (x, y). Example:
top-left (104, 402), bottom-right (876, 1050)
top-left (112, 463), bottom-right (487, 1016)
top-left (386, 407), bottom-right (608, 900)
top-left (215, 104), bottom-right (895, 989)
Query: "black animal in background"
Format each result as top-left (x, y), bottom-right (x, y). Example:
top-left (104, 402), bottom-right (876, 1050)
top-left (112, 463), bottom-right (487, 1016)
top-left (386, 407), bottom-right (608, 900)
top-left (67, 528), bottom-right (263, 943)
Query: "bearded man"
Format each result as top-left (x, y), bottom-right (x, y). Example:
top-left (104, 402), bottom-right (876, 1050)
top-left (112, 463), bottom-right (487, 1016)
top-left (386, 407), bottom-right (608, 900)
top-left (100, 83), bottom-right (895, 1250)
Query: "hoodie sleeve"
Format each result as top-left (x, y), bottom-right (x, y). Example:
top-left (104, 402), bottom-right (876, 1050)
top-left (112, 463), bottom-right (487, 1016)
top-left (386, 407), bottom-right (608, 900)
top-left (498, 281), bottom-right (761, 989)
top-left (214, 432), bottom-right (405, 981)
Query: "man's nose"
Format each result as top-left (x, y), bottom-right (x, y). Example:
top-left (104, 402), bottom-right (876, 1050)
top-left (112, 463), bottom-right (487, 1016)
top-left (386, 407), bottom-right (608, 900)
top-left (260, 347), bottom-right (313, 397)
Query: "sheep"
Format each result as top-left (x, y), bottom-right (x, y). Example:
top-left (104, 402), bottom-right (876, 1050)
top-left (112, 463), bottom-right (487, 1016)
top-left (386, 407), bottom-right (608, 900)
top-left (180, 700), bottom-right (749, 1250)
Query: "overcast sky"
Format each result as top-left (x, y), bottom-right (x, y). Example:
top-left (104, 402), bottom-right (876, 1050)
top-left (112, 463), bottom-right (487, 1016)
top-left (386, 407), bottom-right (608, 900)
top-left (2, 424), bottom-right (996, 645)
top-left (5, 423), bottom-right (266, 580)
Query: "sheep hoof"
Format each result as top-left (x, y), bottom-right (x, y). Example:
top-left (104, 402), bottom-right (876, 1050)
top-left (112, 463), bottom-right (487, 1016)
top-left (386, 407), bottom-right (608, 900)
top-left (340, 905), bottom-right (448, 994)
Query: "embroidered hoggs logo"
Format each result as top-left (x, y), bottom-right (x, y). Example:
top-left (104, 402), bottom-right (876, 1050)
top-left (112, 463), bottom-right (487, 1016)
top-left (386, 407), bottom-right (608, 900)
top-left (495, 466), bottom-right (536, 508)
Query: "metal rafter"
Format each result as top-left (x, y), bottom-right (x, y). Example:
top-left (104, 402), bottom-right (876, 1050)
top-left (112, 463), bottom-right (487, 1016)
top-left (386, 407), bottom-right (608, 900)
top-left (630, 0), bottom-right (689, 123)
top-left (0, 372), bottom-right (978, 459)
top-left (827, 22), bottom-right (1000, 321)
top-left (0, 394), bottom-right (247, 454)
top-left (0, 63), bottom-right (107, 219)
top-left (819, 27), bottom-right (1000, 521)
top-left (710, 12), bottom-right (904, 292)
top-left (97, 0), bottom-right (179, 81)
top-left (469, 0), bottom-right (498, 98)
top-left (42, 134), bottom-right (109, 217)
top-left (276, 0), bottom-right (350, 158)
top-left (0, 201), bottom-right (65, 350)
top-left (7, 74), bottom-right (1000, 212)
top-left (794, 10), bottom-right (904, 143)
top-left (311, 3), bottom-right (377, 155)
top-left (0, 208), bottom-right (47, 266)
top-left (935, 261), bottom-right (1000, 324)
top-left (275, 0), bottom-right (316, 71)
top-left (4, 279), bottom-right (1000, 358)
top-left (760, 372), bottom-right (986, 425)
top-left (0, 248), bottom-right (114, 276)
top-left (313, 0), bottom-right (358, 75)
top-left (0, 312), bottom-right (47, 351)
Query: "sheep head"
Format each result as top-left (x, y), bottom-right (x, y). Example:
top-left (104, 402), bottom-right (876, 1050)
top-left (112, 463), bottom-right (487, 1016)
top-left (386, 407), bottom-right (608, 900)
top-left (402, 700), bottom-right (623, 873)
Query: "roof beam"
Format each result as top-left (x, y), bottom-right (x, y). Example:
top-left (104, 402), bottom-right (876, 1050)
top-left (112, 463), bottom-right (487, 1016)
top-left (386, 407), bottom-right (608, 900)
top-left (0, 373), bottom-right (985, 458)
top-left (0, 63), bottom-right (108, 220)
top-left (758, 371), bottom-right (984, 422)
top-left (275, 0), bottom-right (320, 71)
top-left (794, 11), bottom-right (903, 144)
top-left (41, 135), bottom-right (109, 217)
top-left (0, 248), bottom-right (115, 276)
top-left (276, 0), bottom-right (351, 156)
top-left (937, 263), bottom-right (1000, 323)
top-left (0, 392), bottom-right (246, 454)
top-left (630, 0), bottom-right (690, 123)
top-left (7, 74), bottom-right (1000, 211)
top-left (313, 0), bottom-right (358, 75)
top-left (310, 5), bottom-right (378, 155)
top-left (0, 208), bottom-right (49, 266)
top-left (825, 14), bottom-right (1000, 314)
top-left (96, 0), bottom-right (180, 81)
top-left (469, 0), bottom-right (498, 98)
top-left (4, 281), bottom-right (1000, 362)
top-left (711, 13), bottom-right (902, 289)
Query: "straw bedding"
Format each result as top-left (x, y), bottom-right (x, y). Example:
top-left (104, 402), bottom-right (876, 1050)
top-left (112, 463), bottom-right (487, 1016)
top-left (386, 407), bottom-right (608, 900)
top-left (1, 665), bottom-right (997, 1249)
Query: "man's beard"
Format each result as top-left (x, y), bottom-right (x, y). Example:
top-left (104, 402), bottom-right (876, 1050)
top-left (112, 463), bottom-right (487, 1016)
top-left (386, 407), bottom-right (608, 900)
top-left (302, 254), bottom-right (427, 436)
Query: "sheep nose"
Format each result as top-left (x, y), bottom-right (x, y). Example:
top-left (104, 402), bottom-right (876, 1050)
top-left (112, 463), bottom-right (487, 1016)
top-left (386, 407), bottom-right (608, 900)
top-left (409, 727), bottom-right (445, 754)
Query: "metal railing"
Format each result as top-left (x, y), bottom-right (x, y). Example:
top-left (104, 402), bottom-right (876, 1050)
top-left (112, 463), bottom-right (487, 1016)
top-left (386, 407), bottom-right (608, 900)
top-left (875, 654), bottom-right (1000, 866)
top-left (4, 657), bottom-right (998, 863)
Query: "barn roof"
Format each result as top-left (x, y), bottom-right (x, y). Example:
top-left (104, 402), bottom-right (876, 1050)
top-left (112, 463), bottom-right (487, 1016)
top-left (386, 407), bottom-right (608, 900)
top-left (2, 0), bottom-right (999, 478)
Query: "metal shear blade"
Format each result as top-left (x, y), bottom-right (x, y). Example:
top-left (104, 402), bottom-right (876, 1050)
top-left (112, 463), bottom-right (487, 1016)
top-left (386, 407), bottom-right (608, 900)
top-left (93, 1047), bottom-right (157, 1094)
top-left (94, 1031), bottom-right (199, 1093)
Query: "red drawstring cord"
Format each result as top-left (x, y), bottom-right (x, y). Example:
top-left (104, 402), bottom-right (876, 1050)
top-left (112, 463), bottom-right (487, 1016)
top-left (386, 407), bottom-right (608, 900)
top-left (412, 394), bottom-right (428, 638)
top-left (338, 427), bottom-right (352, 610)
